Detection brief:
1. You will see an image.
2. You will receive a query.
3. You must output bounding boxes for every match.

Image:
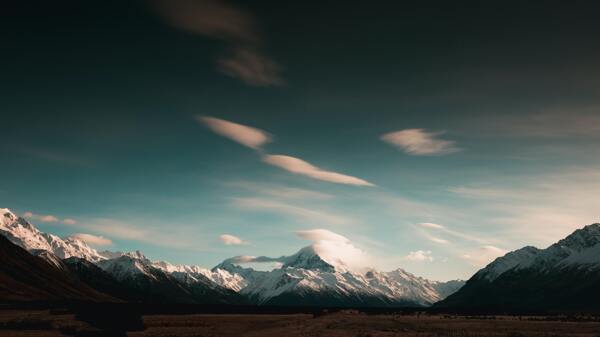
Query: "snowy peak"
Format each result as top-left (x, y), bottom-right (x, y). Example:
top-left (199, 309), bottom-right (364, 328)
top-left (282, 245), bottom-right (337, 272)
top-left (1, 208), bottom-right (18, 223)
top-left (553, 223), bottom-right (600, 251)
top-left (99, 250), bottom-right (148, 261)
top-left (0, 208), bottom-right (105, 262)
top-left (474, 223), bottom-right (600, 282)
top-left (475, 246), bottom-right (541, 281)
top-left (96, 255), bottom-right (157, 281)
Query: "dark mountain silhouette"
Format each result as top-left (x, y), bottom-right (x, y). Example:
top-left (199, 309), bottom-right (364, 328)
top-left (436, 224), bottom-right (600, 311)
top-left (0, 235), bottom-right (116, 302)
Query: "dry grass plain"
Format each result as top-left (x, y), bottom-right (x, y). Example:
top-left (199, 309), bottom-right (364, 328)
top-left (2, 309), bottom-right (600, 337)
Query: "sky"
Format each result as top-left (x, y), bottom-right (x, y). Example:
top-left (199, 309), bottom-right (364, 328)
top-left (2, 0), bottom-right (600, 281)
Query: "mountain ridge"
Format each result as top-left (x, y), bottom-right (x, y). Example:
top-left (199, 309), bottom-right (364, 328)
top-left (436, 223), bottom-right (600, 311)
top-left (0, 208), bottom-right (463, 307)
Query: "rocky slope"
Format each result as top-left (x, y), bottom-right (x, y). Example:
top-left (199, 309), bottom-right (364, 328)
top-left (436, 223), bottom-right (600, 311)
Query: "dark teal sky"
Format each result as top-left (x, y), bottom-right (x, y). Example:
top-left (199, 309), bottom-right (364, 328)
top-left (2, 0), bottom-right (600, 280)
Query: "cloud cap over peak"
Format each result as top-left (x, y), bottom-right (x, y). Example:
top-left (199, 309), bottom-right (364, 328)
top-left (381, 128), bottom-right (460, 156)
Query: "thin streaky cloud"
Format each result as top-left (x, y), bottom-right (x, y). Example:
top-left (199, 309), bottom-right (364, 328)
top-left (69, 233), bottom-right (113, 246)
top-left (418, 222), bottom-right (445, 229)
top-left (23, 211), bottom-right (73, 224)
top-left (429, 236), bottom-right (450, 244)
top-left (232, 197), bottom-right (348, 225)
top-left (263, 154), bottom-right (374, 186)
top-left (381, 128), bottom-right (461, 156)
top-left (462, 245), bottom-right (508, 267)
top-left (197, 116), bottom-right (271, 150)
top-left (229, 181), bottom-right (334, 200)
top-left (295, 229), bottom-right (350, 243)
top-left (418, 222), bottom-right (490, 245)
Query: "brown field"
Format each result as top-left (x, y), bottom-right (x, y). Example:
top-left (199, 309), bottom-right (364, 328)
top-left (2, 309), bottom-right (600, 337)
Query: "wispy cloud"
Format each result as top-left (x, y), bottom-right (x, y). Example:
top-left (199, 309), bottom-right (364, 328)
top-left (150, 0), bottom-right (283, 86)
top-left (24, 211), bottom-right (74, 225)
top-left (230, 181), bottom-right (334, 200)
top-left (263, 154), bottom-right (374, 186)
top-left (462, 245), bottom-right (508, 267)
top-left (218, 48), bottom-right (283, 86)
top-left (18, 148), bottom-right (96, 167)
top-left (449, 167), bottom-right (600, 245)
top-left (418, 222), bottom-right (445, 229)
top-left (381, 129), bottom-right (460, 155)
top-left (219, 234), bottom-right (247, 245)
top-left (417, 222), bottom-right (490, 245)
top-left (232, 197), bottom-right (348, 225)
top-left (69, 233), bottom-right (113, 246)
top-left (295, 228), bottom-right (350, 243)
top-left (403, 250), bottom-right (434, 262)
top-left (199, 117), bottom-right (373, 187)
top-left (197, 116), bottom-right (271, 150)
top-left (62, 218), bottom-right (77, 225)
top-left (475, 108), bottom-right (600, 139)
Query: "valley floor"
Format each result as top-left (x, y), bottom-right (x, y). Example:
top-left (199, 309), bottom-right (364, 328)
top-left (3, 309), bottom-right (600, 337)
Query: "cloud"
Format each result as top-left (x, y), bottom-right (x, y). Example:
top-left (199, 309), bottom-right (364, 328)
top-left (474, 108), bottom-right (600, 139)
top-left (450, 168), bottom-right (600, 245)
top-left (462, 245), bottom-right (508, 267)
top-left (197, 117), bottom-right (370, 187)
top-left (39, 215), bottom-right (59, 222)
top-left (296, 229), bottom-right (350, 243)
top-left (222, 229), bottom-right (371, 272)
top-left (219, 234), bottom-right (247, 245)
top-left (263, 154), bottom-right (374, 186)
top-left (69, 233), bottom-right (113, 246)
top-left (197, 116), bottom-right (271, 150)
top-left (230, 181), bottom-right (334, 200)
top-left (418, 222), bottom-right (445, 229)
top-left (427, 236), bottom-right (450, 244)
top-left (417, 222), bottom-right (490, 245)
top-left (233, 197), bottom-right (348, 225)
top-left (403, 250), bottom-right (434, 262)
top-left (295, 229), bottom-right (371, 271)
top-left (23, 211), bottom-right (74, 224)
top-left (218, 48), bottom-right (283, 86)
top-left (150, 0), bottom-right (283, 86)
top-left (18, 147), bottom-right (95, 167)
top-left (381, 129), bottom-right (460, 155)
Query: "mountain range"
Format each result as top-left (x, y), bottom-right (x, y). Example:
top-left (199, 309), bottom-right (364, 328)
top-left (436, 223), bottom-right (600, 311)
top-left (0, 208), bottom-right (462, 307)
top-left (5, 207), bottom-right (599, 311)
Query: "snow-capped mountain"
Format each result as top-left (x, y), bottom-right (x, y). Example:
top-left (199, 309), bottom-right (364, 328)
top-left (210, 245), bottom-right (463, 307)
top-left (0, 208), bottom-right (463, 307)
top-left (0, 208), bottom-right (105, 262)
top-left (437, 223), bottom-right (600, 311)
top-left (152, 260), bottom-right (249, 292)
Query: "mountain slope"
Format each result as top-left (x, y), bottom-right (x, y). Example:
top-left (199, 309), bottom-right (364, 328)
top-left (0, 208), bottom-right (462, 307)
top-left (97, 254), bottom-right (244, 304)
top-left (0, 235), bottom-right (116, 302)
top-left (218, 245), bottom-right (463, 307)
top-left (0, 208), bottom-right (105, 261)
top-left (436, 223), bottom-right (600, 311)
